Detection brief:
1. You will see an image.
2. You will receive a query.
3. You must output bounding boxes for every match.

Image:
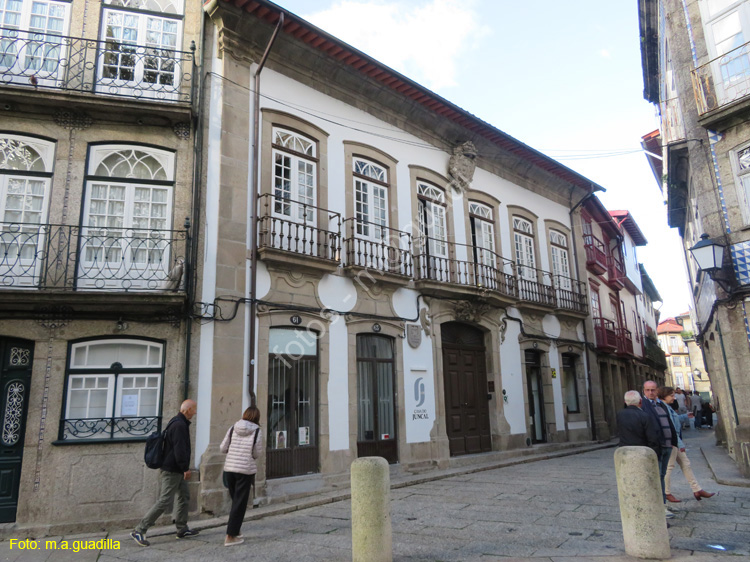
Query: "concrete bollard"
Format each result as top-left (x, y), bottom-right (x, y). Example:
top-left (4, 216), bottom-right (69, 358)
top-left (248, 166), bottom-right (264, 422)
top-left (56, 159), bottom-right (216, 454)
top-left (614, 447), bottom-right (670, 560)
top-left (351, 456), bottom-right (392, 562)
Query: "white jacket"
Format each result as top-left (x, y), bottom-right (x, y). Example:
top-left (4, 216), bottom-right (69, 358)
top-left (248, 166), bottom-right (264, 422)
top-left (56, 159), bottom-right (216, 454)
top-left (220, 420), bottom-right (263, 475)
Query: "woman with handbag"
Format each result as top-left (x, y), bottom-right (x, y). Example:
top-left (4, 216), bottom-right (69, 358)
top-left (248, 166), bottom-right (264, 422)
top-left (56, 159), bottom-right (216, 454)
top-left (220, 406), bottom-right (263, 546)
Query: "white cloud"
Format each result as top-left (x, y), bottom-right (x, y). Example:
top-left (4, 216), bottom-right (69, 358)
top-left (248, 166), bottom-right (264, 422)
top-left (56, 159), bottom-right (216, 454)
top-left (300, 0), bottom-right (489, 91)
top-left (600, 49), bottom-right (611, 58)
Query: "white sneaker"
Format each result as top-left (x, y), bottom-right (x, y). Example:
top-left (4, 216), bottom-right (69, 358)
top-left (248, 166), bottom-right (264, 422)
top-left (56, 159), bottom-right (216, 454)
top-left (665, 509), bottom-right (675, 519)
top-left (225, 537), bottom-right (244, 547)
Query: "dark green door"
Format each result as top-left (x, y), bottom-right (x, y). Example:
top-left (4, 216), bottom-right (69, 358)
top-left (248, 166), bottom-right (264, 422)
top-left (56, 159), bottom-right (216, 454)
top-left (0, 338), bottom-right (34, 523)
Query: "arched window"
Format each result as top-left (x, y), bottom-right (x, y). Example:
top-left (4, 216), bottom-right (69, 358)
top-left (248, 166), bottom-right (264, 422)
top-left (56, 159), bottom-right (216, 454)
top-left (513, 216), bottom-right (536, 280)
top-left (99, 0), bottom-right (184, 99)
top-left (80, 144), bottom-right (176, 290)
top-left (353, 157), bottom-right (388, 241)
top-left (549, 229), bottom-right (571, 289)
top-left (272, 127), bottom-right (317, 224)
top-left (0, 135), bottom-right (55, 286)
top-left (60, 338), bottom-right (165, 441)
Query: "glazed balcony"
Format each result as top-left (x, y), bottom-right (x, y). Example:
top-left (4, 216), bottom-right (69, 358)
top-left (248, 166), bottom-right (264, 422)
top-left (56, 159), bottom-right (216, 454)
top-left (644, 336), bottom-right (668, 370)
top-left (606, 253), bottom-right (626, 289)
top-left (343, 218), bottom-right (412, 285)
top-left (593, 317), bottom-right (617, 352)
top-left (414, 238), bottom-right (516, 304)
top-left (257, 194), bottom-right (341, 273)
top-left (0, 27), bottom-right (195, 104)
top-left (692, 39), bottom-right (750, 116)
top-left (553, 275), bottom-right (588, 315)
top-left (583, 234), bottom-right (607, 275)
top-left (0, 222), bottom-right (187, 292)
top-left (616, 327), bottom-right (634, 356)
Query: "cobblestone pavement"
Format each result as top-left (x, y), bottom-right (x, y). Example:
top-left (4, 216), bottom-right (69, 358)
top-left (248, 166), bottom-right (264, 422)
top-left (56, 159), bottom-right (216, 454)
top-left (1, 431), bottom-right (748, 561)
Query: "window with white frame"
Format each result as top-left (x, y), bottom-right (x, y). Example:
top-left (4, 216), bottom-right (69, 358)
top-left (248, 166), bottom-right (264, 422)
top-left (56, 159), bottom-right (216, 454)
top-left (353, 157), bottom-right (388, 241)
top-left (417, 182), bottom-right (447, 258)
top-left (272, 127), bottom-right (316, 224)
top-left (0, 135), bottom-right (54, 286)
top-left (732, 144), bottom-right (750, 223)
top-left (513, 216), bottom-right (536, 280)
top-left (469, 202), bottom-right (496, 269)
top-left (80, 144), bottom-right (175, 290)
top-left (549, 229), bottom-right (571, 290)
top-left (60, 338), bottom-right (164, 441)
top-left (98, 0), bottom-right (183, 99)
top-left (0, 0), bottom-right (70, 85)
top-left (699, 0), bottom-right (750, 104)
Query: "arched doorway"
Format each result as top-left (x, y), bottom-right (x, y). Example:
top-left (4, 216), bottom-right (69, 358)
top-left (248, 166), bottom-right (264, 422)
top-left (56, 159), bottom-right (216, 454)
top-left (441, 322), bottom-right (491, 456)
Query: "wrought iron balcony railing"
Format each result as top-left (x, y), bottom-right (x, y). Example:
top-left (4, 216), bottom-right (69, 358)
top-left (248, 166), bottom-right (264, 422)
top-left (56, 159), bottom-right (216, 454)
top-left (0, 27), bottom-right (194, 103)
top-left (343, 218), bottom-right (412, 278)
top-left (258, 194), bottom-right (341, 263)
top-left (616, 327), bottom-right (634, 356)
top-left (593, 317), bottom-right (617, 351)
top-left (414, 237), bottom-right (516, 298)
top-left (0, 222), bottom-right (188, 291)
top-left (60, 416), bottom-right (160, 441)
top-left (583, 234), bottom-right (607, 275)
top-left (517, 263), bottom-right (556, 307)
top-left (553, 274), bottom-right (588, 314)
top-left (692, 39), bottom-right (750, 115)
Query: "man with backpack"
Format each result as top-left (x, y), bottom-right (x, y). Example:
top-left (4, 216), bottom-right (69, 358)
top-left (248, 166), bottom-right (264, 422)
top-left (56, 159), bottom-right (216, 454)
top-left (131, 399), bottom-right (199, 547)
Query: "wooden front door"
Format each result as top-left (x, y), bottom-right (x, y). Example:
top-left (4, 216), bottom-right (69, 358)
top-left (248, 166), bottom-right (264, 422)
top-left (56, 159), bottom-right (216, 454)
top-left (0, 338), bottom-right (33, 523)
top-left (441, 322), bottom-right (491, 456)
top-left (356, 335), bottom-right (397, 463)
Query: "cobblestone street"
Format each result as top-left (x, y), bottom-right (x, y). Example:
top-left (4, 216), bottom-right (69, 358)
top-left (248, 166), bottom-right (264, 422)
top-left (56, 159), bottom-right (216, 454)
top-left (2, 431), bottom-right (748, 561)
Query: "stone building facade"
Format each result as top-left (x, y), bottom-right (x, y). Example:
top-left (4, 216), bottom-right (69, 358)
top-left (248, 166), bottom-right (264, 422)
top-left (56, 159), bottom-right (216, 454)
top-left (640, 0), bottom-right (750, 475)
top-left (577, 197), bottom-right (667, 439)
top-left (0, 0), bottom-right (202, 532)
top-left (657, 314), bottom-right (712, 395)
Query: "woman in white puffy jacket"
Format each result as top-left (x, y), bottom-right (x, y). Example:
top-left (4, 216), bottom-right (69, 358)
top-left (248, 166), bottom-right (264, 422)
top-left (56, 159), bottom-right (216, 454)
top-left (220, 406), bottom-right (263, 546)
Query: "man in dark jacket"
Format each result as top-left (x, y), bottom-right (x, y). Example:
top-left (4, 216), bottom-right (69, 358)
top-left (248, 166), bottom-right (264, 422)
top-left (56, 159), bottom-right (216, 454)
top-left (641, 380), bottom-right (678, 518)
top-left (616, 391), bottom-right (660, 451)
top-left (131, 399), bottom-right (199, 547)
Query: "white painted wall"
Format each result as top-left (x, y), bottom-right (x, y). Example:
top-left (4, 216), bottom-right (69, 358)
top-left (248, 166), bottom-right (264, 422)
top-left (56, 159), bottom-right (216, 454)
top-left (548, 341), bottom-right (565, 429)
top-left (499, 309), bottom-right (526, 434)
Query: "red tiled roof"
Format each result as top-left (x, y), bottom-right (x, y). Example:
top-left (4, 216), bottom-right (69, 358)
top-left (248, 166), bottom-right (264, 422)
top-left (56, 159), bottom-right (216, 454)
top-left (212, 0), bottom-right (606, 197)
top-left (609, 210), bottom-right (648, 246)
top-left (657, 319), bottom-right (682, 334)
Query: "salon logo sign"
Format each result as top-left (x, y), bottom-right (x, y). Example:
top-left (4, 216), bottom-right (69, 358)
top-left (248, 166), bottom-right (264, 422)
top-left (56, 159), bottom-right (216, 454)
top-left (412, 377), bottom-right (429, 420)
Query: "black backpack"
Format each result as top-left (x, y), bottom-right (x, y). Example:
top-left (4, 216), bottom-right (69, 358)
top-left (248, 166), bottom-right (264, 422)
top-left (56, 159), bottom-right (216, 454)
top-left (144, 418), bottom-right (175, 469)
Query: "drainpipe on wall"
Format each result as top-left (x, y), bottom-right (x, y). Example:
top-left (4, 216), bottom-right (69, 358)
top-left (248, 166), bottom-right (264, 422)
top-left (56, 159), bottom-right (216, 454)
top-left (248, 13), bottom-right (285, 404)
top-left (570, 191), bottom-right (598, 441)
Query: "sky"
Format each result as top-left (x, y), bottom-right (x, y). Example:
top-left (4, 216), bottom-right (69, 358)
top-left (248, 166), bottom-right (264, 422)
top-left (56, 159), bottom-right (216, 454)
top-left (269, 0), bottom-right (691, 320)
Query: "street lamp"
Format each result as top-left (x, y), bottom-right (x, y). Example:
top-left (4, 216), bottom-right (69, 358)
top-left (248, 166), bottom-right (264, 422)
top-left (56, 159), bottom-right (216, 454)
top-left (693, 368), bottom-right (702, 380)
top-left (688, 234), bottom-right (733, 292)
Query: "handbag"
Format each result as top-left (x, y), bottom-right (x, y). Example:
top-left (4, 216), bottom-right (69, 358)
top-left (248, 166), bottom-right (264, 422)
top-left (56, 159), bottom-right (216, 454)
top-left (222, 427), bottom-right (234, 489)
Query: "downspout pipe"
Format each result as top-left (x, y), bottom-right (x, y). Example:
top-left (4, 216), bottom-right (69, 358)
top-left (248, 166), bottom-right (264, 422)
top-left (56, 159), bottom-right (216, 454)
top-left (570, 191), bottom-right (598, 441)
top-left (248, 13), bottom-right (285, 404)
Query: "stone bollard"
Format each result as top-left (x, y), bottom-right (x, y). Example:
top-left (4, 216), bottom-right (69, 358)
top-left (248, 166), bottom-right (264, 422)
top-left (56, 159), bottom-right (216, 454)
top-left (614, 447), bottom-right (670, 560)
top-left (351, 456), bottom-right (392, 562)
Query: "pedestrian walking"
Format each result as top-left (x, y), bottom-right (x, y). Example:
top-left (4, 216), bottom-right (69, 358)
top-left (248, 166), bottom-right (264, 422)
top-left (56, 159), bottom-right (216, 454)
top-left (616, 390), bottom-right (660, 451)
top-left (691, 391), bottom-right (703, 429)
top-left (657, 387), bottom-right (716, 502)
top-left (640, 380), bottom-right (678, 519)
top-left (220, 405), bottom-right (264, 547)
top-left (131, 399), bottom-right (200, 547)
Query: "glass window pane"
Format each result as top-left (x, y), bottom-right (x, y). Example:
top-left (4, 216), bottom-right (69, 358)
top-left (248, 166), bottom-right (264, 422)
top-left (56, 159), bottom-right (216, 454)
top-left (269, 328), bottom-right (317, 356)
top-left (357, 361), bottom-right (374, 441)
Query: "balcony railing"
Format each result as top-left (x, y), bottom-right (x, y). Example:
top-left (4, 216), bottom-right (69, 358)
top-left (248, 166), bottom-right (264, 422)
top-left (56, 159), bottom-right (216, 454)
top-left (583, 233), bottom-right (607, 275)
top-left (593, 317), bottom-right (617, 351)
top-left (0, 27), bottom-right (194, 103)
top-left (616, 327), bottom-right (634, 356)
top-left (554, 275), bottom-right (588, 314)
top-left (517, 264), bottom-right (556, 307)
top-left (414, 237), bottom-right (516, 298)
top-left (258, 194), bottom-right (341, 263)
top-left (692, 39), bottom-right (750, 115)
top-left (61, 416), bottom-right (160, 440)
top-left (343, 218), bottom-right (412, 278)
top-left (0, 222), bottom-right (188, 291)
top-left (607, 253), bottom-right (626, 288)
